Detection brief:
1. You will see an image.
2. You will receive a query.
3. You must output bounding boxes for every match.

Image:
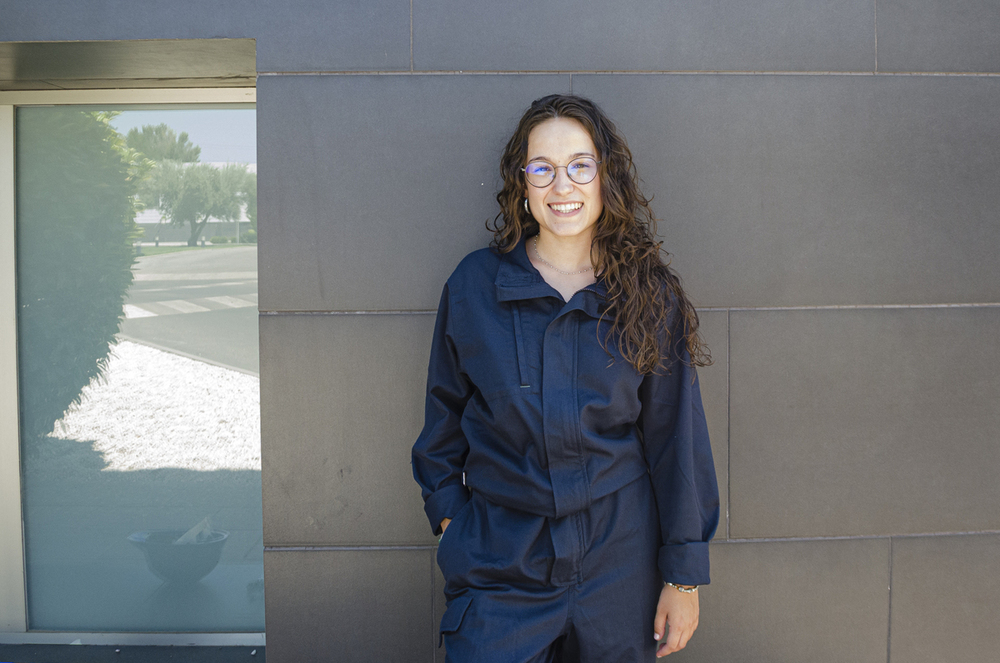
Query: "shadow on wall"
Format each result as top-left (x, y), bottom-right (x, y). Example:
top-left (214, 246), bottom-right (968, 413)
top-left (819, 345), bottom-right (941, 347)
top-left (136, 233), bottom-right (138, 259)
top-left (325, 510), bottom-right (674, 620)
top-left (20, 435), bottom-right (264, 632)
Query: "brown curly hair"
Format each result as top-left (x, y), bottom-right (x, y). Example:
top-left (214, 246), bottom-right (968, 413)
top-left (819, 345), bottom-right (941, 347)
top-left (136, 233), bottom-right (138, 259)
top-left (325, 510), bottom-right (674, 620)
top-left (488, 94), bottom-right (711, 373)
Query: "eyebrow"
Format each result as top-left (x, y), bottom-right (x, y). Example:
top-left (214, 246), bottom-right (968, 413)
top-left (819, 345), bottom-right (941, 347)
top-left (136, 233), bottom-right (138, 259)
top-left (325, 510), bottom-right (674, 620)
top-left (527, 151), bottom-right (596, 162)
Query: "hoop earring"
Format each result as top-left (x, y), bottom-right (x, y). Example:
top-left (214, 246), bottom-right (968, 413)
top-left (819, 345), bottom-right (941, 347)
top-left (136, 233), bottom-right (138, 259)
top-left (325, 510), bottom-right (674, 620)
top-left (524, 198), bottom-right (529, 213)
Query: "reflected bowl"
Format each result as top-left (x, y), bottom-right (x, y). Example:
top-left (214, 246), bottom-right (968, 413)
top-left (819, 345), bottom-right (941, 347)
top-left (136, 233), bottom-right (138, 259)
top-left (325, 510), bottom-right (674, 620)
top-left (128, 529), bottom-right (229, 584)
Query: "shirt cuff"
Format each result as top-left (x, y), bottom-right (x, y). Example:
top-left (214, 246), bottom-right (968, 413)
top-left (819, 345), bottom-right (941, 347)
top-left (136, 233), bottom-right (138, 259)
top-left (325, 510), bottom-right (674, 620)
top-left (658, 541), bottom-right (711, 586)
top-left (424, 483), bottom-right (471, 536)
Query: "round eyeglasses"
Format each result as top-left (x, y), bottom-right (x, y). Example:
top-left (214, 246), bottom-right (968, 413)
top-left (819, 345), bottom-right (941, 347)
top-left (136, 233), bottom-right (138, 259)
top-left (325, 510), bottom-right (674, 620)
top-left (522, 157), bottom-right (601, 188)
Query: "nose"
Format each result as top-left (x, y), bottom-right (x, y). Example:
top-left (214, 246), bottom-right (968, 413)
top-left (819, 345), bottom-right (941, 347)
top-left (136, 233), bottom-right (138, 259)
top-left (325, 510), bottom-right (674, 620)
top-left (551, 166), bottom-right (574, 194)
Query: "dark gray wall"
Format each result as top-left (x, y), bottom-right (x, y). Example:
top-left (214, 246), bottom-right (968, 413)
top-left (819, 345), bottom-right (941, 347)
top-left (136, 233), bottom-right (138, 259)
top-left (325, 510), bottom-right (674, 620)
top-left (4, 1), bottom-right (999, 661)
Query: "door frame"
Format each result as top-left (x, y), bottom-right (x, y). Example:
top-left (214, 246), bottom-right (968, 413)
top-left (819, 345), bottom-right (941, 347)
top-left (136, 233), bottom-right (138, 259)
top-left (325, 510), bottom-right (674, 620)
top-left (0, 87), bottom-right (263, 646)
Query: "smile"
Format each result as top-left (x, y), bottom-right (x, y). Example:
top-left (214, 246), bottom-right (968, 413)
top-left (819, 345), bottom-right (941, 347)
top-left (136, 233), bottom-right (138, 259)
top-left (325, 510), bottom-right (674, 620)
top-left (549, 202), bottom-right (583, 213)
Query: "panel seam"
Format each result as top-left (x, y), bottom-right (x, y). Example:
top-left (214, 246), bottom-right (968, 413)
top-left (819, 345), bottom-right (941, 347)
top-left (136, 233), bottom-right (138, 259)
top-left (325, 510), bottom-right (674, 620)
top-left (258, 303), bottom-right (1000, 316)
top-left (700, 303), bottom-right (1000, 311)
top-left (255, 70), bottom-right (1000, 77)
top-left (717, 530), bottom-right (1000, 543)
top-left (874, 0), bottom-right (879, 73)
top-left (259, 310), bottom-right (437, 315)
top-left (726, 308), bottom-right (731, 540)
top-left (264, 545), bottom-right (438, 551)
top-left (430, 546), bottom-right (437, 662)
top-left (886, 536), bottom-right (893, 663)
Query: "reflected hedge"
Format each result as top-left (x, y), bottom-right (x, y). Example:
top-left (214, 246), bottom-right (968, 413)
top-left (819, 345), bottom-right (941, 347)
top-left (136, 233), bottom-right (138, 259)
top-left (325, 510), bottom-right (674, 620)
top-left (16, 109), bottom-right (143, 443)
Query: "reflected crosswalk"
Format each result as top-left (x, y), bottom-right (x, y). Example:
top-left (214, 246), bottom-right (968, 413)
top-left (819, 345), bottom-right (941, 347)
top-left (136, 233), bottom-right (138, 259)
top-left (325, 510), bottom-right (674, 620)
top-left (124, 293), bottom-right (258, 319)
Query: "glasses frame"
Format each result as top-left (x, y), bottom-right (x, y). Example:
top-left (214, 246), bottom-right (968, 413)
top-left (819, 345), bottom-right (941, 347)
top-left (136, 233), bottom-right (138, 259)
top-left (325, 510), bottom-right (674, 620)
top-left (521, 156), bottom-right (602, 188)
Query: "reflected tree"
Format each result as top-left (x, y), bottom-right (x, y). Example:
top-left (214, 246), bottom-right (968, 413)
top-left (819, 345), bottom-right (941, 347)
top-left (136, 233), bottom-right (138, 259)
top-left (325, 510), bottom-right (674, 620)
top-left (125, 124), bottom-right (200, 163)
top-left (16, 109), bottom-right (145, 443)
top-left (242, 170), bottom-right (257, 242)
top-left (127, 124), bottom-right (255, 246)
top-left (141, 161), bottom-right (249, 246)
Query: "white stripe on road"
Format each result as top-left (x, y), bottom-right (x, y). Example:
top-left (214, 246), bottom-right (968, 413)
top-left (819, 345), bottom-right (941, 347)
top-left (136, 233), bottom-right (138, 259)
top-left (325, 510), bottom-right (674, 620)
top-left (132, 272), bottom-right (257, 281)
top-left (159, 299), bottom-right (211, 314)
top-left (123, 304), bottom-right (158, 319)
top-left (204, 295), bottom-right (256, 308)
top-left (137, 281), bottom-right (250, 293)
top-left (124, 294), bottom-right (258, 317)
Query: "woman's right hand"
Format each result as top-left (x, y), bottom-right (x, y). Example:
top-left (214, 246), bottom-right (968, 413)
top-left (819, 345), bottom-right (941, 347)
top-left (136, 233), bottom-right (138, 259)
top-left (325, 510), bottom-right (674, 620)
top-left (440, 518), bottom-right (452, 534)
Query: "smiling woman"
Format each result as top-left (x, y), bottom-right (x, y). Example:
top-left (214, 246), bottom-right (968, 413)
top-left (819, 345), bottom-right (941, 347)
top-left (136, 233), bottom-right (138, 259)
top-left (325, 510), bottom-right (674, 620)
top-left (524, 117), bottom-right (604, 245)
top-left (521, 116), bottom-right (605, 302)
top-left (412, 94), bottom-right (720, 661)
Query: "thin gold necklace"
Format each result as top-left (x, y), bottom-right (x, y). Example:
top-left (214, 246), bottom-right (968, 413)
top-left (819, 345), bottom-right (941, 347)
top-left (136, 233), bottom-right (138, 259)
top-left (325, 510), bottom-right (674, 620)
top-left (532, 236), bottom-right (594, 275)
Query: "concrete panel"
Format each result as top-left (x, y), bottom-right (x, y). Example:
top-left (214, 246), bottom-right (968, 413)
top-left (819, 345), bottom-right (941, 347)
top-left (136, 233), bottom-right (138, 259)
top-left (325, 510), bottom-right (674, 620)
top-left (890, 534), bottom-right (1000, 663)
top-left (264, 548), bottom-right (433, 663)
top-left (729, 308), bottom-right (1000, 538)
top-left (672, 539), bottom-right (889, 662)
top-left (260, 313), bottom-right (434, 546)
top-left (574, 74), bottom-right (1000, 307)
top-left (256, 74), bottom-right (570, 312)
top-left (878, 0), bottom-right (1000, 73)
top-left (413, 0), bottom-right (875, 72)
top-left (0, 1), bottom-right (252, 42)
top-left (0, 0), bottom-right (410, 73)
top-left (254, 0), bottom-right (410, 72)
top-left (695, 310), bottom-right (728, 535)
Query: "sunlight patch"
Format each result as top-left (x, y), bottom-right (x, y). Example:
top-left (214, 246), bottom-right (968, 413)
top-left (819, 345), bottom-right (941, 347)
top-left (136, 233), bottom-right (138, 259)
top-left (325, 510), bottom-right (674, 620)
top-left (52, 340), bottom-right (261, 472)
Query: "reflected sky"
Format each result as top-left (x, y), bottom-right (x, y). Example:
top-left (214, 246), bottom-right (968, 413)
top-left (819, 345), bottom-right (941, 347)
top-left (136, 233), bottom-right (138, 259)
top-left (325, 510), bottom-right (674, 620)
top-left (110, 109), bottom-right (256, 164)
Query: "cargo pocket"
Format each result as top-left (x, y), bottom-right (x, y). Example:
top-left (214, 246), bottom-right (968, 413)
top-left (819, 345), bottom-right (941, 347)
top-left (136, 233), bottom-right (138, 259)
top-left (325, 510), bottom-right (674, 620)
top-left (438, 593), bottom-right (473, 647)
top-left (435, 497), bottom-right (474, 583)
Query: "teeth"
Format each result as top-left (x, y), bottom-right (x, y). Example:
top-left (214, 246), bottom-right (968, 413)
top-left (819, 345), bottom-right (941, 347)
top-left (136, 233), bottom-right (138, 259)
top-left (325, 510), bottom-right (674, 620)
top-left (550, 202), bottom-right (583, 213)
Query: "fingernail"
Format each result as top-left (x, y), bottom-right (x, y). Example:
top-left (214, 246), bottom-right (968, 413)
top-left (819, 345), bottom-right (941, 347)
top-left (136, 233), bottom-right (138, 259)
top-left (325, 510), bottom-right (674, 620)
top-left (653, 632), bottom-right (660, 641)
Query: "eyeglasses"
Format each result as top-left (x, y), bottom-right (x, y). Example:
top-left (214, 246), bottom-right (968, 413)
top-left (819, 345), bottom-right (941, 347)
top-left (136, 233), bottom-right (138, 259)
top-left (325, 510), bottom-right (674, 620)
top-left (522, 157), bottom-right (601, 188)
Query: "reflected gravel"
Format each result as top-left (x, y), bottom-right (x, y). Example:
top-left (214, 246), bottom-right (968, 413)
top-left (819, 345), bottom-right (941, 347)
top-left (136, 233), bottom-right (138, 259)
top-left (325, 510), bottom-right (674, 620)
top-left (52, 340), bottom-right (261, 472)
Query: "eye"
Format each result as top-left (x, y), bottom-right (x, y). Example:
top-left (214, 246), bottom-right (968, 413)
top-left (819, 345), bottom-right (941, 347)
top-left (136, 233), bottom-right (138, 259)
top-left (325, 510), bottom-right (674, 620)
top-left (526, 162), bottom-right (554, 176)
top-left (568, 159), bottom-right (595, 176)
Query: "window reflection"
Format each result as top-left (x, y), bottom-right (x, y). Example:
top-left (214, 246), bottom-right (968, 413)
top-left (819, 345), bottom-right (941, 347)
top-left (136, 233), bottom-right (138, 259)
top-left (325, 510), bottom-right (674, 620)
top-left (17, 106), bottom-right (263, 632)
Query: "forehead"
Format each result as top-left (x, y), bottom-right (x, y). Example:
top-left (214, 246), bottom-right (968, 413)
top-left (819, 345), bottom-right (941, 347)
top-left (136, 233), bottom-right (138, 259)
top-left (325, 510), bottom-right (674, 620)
top-left (526, 117), bottom-right (597, 161)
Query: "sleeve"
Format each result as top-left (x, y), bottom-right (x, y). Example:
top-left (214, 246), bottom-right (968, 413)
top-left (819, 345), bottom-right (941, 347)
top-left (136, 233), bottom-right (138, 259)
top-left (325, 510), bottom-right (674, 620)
top-left (411, 282), bottom-right (475, 536)
top-left (637, 328), bottom-right (720, 586)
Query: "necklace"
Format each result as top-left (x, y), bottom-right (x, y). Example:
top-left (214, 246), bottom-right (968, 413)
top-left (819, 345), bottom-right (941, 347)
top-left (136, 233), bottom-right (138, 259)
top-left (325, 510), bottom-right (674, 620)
top-left (532, 236), bottom-right (594, 275)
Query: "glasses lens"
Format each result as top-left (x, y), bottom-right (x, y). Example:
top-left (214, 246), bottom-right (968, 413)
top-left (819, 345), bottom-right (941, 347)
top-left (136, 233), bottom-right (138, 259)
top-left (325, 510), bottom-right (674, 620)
top-left (524, 161), bottom-right (555, 187)
top-left (567, 158), bottom-right (598, 184)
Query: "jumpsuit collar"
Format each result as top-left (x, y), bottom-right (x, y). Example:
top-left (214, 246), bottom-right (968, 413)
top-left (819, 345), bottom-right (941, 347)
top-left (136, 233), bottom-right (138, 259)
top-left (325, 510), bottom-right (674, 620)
top-left (495, 235), bottom-right (608, 318)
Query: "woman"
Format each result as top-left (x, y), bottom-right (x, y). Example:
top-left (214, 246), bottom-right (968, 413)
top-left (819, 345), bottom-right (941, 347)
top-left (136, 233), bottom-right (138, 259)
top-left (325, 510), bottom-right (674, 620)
top-left (412, 94), bottom-right (719, 661)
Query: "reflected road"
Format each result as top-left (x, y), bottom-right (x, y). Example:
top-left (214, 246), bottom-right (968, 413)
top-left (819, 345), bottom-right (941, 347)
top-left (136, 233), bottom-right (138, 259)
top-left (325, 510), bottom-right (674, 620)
top-left (120, 246), bottom-right (259, 374)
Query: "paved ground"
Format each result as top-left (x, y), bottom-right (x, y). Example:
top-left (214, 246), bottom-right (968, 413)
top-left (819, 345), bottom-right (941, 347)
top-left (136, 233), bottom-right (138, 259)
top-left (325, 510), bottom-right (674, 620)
top-left (0, 645), bottom-right (264, 662)
top-left (122, 246), bottom-right (259, 374)
top-left (52, 340), bottom-right (260, 472)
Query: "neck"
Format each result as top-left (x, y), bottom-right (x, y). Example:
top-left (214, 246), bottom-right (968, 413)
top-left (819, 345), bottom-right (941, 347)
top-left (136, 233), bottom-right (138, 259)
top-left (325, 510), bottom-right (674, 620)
top-left (532, 230), bottom-right (594, 273)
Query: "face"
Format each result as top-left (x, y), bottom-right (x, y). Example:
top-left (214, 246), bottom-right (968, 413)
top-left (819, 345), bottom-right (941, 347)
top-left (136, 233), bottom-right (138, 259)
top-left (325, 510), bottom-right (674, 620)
top-left (524, 117), bottom-right (603, 243)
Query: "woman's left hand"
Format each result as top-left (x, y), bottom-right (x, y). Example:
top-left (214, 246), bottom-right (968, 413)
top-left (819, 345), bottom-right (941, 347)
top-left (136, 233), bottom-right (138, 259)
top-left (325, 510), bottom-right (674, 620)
top-left (652, 583), bottom-right (699, 657)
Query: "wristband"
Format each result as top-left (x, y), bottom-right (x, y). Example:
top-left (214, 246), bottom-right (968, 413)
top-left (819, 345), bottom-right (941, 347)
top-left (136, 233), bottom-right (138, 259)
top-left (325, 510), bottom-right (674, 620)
top-left (666, 582), bottom-right (698, 594)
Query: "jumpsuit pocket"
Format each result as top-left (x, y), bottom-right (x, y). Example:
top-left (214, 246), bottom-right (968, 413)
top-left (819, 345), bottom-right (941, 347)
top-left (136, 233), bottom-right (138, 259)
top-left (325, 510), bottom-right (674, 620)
top-left (439, 593), bottom-right (473, 647)
top-left (436, 497), bottom-right (474, 584)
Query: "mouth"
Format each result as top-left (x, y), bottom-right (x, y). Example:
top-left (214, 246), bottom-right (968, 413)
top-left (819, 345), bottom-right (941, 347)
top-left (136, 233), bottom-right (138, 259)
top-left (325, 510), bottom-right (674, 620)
top-left (548, 202), bottom-right (583, 214)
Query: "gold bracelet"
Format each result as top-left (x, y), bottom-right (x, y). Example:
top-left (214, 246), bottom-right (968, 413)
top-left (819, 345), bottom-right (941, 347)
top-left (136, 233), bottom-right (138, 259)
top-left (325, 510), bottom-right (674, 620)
top-left (666, 582), bottom-right (698, 594)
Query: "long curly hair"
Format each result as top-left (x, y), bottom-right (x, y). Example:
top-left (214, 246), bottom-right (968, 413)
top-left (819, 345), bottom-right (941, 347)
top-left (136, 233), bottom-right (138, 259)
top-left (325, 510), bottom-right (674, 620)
top-left (488, 94), bottom-right (711, 373)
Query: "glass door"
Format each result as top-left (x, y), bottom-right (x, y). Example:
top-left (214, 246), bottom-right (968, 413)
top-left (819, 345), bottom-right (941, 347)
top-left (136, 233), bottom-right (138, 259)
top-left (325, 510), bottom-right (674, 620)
top-left (15, 105), bottom-right (263, 631)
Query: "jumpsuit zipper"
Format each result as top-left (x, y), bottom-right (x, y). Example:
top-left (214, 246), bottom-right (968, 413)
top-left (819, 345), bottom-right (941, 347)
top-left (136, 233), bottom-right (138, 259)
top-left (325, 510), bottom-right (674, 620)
top-left (512, 301), bottom-right (531, 388)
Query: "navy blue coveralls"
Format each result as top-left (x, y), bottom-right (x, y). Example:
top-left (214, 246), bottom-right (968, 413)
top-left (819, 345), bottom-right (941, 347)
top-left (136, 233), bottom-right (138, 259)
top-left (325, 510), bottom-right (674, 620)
top-left (412, 235), bottom-right (719, 662)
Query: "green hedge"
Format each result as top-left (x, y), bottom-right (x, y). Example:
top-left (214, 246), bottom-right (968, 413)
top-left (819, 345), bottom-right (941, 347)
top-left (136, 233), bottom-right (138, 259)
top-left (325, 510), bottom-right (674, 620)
top-left (16, 109), bottom-right (143, 443)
